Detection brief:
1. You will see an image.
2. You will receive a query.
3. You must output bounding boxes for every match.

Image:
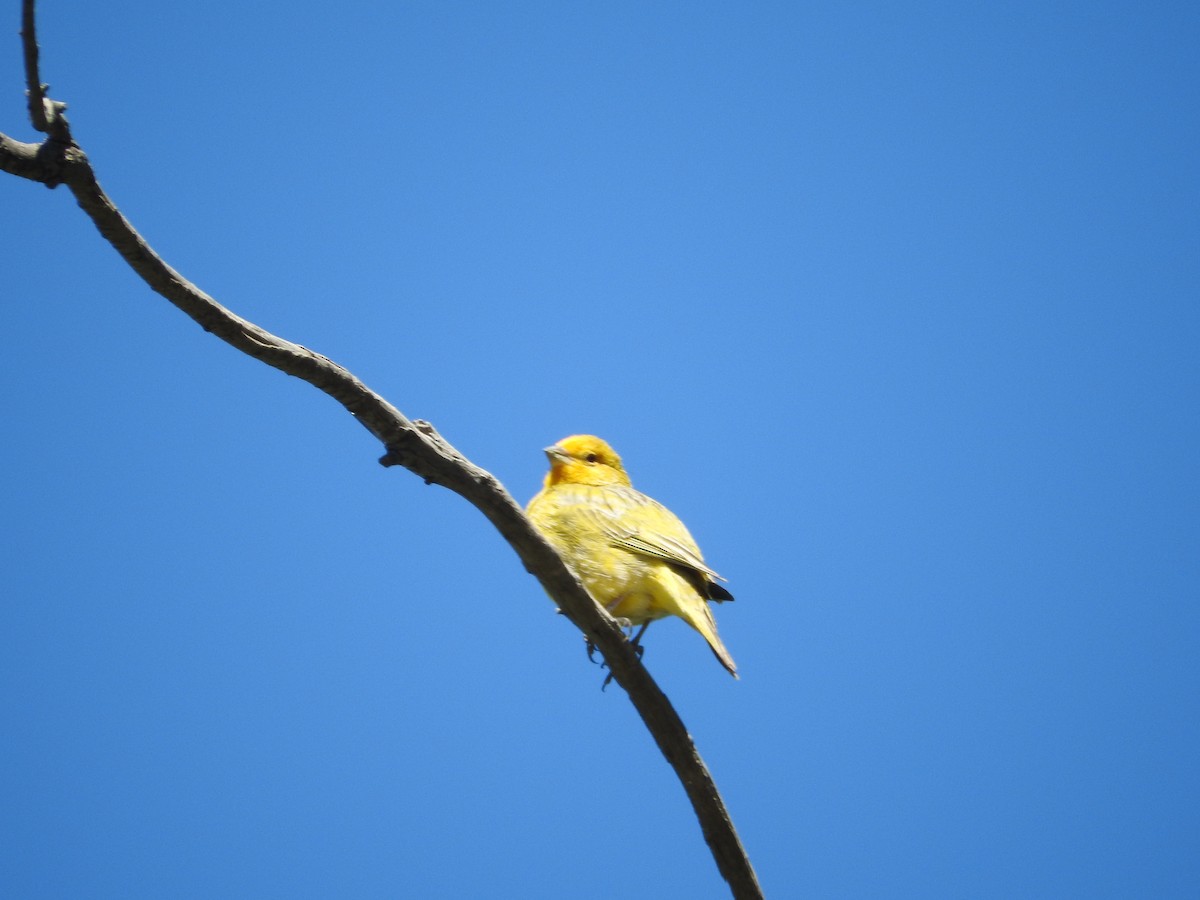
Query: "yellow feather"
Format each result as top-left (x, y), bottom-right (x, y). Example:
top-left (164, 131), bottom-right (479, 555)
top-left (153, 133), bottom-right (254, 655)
top-left (527, 435), bottom-right (738, 677)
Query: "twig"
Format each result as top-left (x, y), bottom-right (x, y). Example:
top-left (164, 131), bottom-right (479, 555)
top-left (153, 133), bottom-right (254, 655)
top-left (20, 0), bottom-right (66, 138)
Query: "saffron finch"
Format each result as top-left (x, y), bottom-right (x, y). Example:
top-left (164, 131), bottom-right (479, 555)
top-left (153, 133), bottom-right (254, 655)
top-left (527, 435), bottom-right (737, 677)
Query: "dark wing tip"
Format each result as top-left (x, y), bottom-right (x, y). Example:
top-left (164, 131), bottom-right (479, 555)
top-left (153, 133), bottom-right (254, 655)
top-left (708, 582), bottom-right (735, 603)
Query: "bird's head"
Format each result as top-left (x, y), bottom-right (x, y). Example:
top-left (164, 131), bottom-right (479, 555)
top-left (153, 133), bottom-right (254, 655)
top-left (542, 435), bottom-right (632, 488)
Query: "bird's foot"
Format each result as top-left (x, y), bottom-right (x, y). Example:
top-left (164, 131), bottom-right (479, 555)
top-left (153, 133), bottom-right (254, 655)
top-left (583, 637), bottom-right (618, 691)
top-left (628, 622), bottom-right (650, 659)
top-left (585, 636), bottom-right (602, 665)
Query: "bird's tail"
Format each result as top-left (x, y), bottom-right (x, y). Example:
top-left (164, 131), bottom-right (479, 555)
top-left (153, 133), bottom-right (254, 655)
top-left (665, 574), bottom-right (738, 678)
top-left (701, 623), bottom-right (739, 679)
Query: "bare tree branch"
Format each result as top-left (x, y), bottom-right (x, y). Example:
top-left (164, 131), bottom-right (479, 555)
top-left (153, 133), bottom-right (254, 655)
top-left (0, 130), bottom-right (44, 179)
top-left (3, 6), bottom-right (763, 898)
top-left (20, 0), bottom-right (65, 138)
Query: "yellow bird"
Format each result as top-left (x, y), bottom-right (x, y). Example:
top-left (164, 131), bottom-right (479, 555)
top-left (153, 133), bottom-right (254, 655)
top-left (527, 435), bottom-right (737, 677)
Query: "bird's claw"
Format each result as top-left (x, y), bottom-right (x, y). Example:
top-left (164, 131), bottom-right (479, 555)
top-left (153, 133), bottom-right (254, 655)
top-left (584, 637), bottom-right (618, 691)
top-left (585, 620), bottom-right (651, 690)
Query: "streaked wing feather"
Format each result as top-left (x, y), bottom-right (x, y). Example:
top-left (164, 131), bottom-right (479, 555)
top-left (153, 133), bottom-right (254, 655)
top-left (608, 533), bottom-right (725, 582)
top-left (585, 486), bottom-right (728, 583)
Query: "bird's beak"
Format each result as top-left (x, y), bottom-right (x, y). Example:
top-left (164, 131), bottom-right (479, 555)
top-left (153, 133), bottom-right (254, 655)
top-left (544, 445), bottom-right (571, 465)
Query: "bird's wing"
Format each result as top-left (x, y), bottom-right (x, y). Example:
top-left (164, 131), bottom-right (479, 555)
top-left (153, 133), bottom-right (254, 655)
top-left (594, 487), bottom-right (728, 583)
top-left (608, 532), bottom-right (726, 582)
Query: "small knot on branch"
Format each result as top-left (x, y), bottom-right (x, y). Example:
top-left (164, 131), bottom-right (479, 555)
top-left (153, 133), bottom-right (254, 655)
top-left (378, 447), bottom-right (410, 468)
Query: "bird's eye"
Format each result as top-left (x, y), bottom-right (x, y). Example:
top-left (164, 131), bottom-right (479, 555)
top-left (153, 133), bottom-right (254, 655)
top-left (585, 452), bottom-right (599, 463)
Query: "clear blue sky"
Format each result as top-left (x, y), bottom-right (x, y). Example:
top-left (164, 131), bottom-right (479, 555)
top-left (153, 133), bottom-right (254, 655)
top-left (3, 2), bottom-right (1198, 897)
